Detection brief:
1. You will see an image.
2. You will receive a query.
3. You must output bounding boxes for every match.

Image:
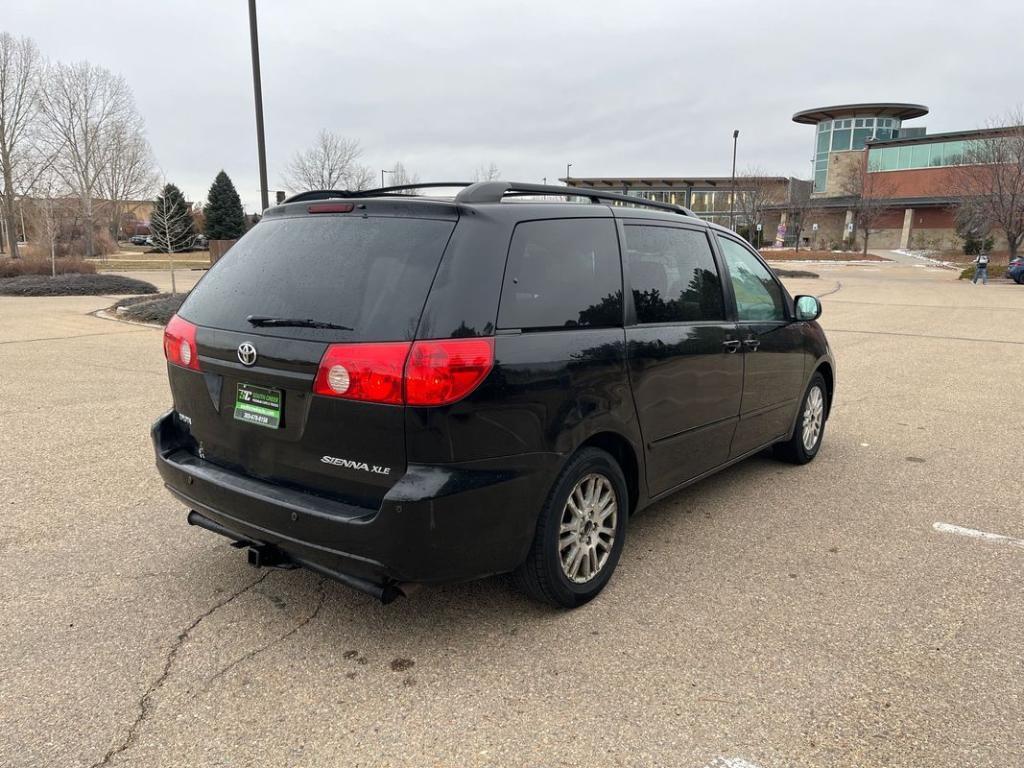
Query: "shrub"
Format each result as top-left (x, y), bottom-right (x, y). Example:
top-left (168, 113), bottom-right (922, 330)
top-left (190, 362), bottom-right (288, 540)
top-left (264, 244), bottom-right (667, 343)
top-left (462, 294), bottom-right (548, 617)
top-left (0, 258), bottom-right (97, 278)
top-left (963, 235), bottom-right (995, 256)
top-left (0, 274), bottom-right (158, 296)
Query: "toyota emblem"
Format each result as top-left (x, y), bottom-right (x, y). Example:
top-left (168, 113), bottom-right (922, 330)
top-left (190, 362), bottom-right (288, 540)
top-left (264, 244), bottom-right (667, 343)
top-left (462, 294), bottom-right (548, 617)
top-left (237, 342), bottom-right (258, 366)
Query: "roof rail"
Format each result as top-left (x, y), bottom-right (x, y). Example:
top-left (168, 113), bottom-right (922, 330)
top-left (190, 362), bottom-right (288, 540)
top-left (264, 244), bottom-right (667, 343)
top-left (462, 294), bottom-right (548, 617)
top-left (454, 181), bottom-right (697, 217)
top-left (283, 183), bottom-right (474, 204)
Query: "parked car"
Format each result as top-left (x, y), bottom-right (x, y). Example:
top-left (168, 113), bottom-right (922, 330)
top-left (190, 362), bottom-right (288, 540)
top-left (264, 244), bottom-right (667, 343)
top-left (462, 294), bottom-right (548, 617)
top-left (191, 234), bottom-right (209, 250)
top-left (153, 181), bottom-right (835, 608)
top-left (1007, 257), bottom-right (1024, 284)
top-left (129, 235), bottom-right (148, 246)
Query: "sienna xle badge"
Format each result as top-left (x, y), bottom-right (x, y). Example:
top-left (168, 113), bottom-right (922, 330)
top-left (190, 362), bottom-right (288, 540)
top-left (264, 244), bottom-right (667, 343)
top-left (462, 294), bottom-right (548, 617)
top-left (153, 181), bottom-right (834, 608)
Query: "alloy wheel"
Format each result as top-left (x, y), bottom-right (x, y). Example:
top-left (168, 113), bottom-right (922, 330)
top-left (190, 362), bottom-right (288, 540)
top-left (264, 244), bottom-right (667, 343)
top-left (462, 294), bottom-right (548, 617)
top-left (802, 385), bottom-right (825, 451)
top-left (559, 473), bottom-right (618, 584)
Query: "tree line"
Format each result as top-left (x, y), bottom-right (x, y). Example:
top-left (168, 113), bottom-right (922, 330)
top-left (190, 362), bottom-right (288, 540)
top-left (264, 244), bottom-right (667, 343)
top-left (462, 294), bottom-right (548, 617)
top-left (0, 32), bottom-right (157, 258)
top-left (0, 31), bottom-right (250, 263)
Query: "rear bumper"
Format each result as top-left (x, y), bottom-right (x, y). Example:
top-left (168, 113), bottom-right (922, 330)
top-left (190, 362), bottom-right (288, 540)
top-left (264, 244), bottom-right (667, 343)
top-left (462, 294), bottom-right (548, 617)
top-left (152, 410), bottom-right (556, 592)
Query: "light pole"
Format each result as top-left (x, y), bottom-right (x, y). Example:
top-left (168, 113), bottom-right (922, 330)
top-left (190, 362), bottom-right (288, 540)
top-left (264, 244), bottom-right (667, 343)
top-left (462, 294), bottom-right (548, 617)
top-left (729, 129), bottom-right (739, 230)
top-left (248, 0), bottom-right (269, 212)
top-left (566, 163), bottom-right (572, 184)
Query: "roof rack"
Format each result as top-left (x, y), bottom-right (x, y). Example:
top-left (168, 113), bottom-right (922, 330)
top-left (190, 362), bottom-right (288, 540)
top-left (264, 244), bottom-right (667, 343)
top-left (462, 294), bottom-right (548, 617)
top-left (284, 181), bottom-right (697, 218)
top-left (454, 181), bottom-right (697, 217)
top-left (283, 183), bottom-right (474, 204)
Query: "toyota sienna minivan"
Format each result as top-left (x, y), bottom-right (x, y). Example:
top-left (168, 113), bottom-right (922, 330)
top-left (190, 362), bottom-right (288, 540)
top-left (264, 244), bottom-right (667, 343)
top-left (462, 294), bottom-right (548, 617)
top-left (153, 181), bottom-right (834, 608)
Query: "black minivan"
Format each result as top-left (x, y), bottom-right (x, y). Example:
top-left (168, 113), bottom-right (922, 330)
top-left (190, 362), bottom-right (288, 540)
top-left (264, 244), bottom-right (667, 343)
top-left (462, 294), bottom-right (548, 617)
top-left (153, 181), bottom-right (834, 608)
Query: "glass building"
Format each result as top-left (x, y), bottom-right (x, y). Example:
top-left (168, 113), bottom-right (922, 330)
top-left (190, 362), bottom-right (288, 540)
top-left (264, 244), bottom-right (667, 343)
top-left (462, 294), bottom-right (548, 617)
top-left (792, 103), bottom-right (929, 194)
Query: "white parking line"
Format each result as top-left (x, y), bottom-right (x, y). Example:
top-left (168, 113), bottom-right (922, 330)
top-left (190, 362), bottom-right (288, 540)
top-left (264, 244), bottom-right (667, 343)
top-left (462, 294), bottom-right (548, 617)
top-left (702, 758), bottom-right (765, 768)
top-left (933, 522), bottom-right (1024, 549)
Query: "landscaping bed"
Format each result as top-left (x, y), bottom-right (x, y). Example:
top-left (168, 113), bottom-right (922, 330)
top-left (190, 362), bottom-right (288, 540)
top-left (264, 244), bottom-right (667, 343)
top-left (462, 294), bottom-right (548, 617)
top-left (0, 274), bottom-right (158, 296)
top-left (773, 268), bottom-right (820, 279)
top-left (0, 258), bottom-right (97, 278)
top-left (959, 264), bottom-right (1010, 280)
top-left (109, 293), bottom-right (185, 324)
top-left (761, 249), bottom-right (887, 262)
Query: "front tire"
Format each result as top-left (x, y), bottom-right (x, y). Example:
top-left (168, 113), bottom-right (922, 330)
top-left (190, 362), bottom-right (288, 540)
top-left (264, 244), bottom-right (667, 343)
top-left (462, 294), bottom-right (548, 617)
top-left (774, 372), bottom-right (828, 465)
top-left (515, 448), bottom-right (628, 608)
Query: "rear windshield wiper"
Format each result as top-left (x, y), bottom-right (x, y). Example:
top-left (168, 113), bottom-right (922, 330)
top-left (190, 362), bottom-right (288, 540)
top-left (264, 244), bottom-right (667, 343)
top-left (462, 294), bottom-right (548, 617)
top-left (246, 315), bottom-right (353, 330)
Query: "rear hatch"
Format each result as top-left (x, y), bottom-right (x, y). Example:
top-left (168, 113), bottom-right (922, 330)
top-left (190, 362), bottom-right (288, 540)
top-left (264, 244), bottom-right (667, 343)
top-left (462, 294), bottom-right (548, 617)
top-left (169, 203), bottom-right (457, 509)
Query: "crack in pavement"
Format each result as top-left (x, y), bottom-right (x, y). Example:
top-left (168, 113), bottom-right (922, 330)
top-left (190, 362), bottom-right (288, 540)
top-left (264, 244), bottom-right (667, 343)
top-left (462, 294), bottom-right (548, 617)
top-left (88, 572), bottom-right (269, 768)
top-left (201, 578), bottom-right (328, 692)
top-left (0, 329), bottom-right (152, 346)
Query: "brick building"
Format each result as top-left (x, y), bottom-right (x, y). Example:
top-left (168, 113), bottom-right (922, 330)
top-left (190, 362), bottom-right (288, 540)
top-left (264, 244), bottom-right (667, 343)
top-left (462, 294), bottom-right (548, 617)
top-left (565, 101), bottom-right (1021, 253)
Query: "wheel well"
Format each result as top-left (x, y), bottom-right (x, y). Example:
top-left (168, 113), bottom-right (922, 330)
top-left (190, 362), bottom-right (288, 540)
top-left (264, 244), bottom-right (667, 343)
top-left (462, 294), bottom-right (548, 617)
top-left (816, 361), bottom-right (834, 418)
top-left (579, 432), bottom-right (640, 514)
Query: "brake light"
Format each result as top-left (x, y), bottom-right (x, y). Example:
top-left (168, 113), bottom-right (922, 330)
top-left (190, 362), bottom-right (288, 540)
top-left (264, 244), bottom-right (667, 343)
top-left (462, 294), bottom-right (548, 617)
top-left (405, 338), bottom-right (494, 405)
top-left (308, 202), bottom-right (355, 214)
top-left (163, 314), bottom-right (200, 371)
top-left (313, 338), bottom-right (495, 405)
top-left (313, 342), bottom-right (410, 404)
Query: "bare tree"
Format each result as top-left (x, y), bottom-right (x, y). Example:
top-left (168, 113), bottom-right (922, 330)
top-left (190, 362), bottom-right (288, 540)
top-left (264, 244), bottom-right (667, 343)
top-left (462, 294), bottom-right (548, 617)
top-left (149, 182), bottom-right (195, 295)
top-left (388, 161), bottom-right (419, 192)
top-left (839, 158), bottom-right (897, 254)
top-left (0, 32), bottom-right (43, 258)
top-left (953, 111), bottom-right (1024, 260)
top-left (734, 167), bottom-right (784, 246)
top-left (280, 131), bottom-right (373, 192)
top-left (474, 162), bottom-right (500, 182)
top-left (27, 163), bottom-right (69, 275)
top-left (38, 61), bottom-right (138, 258)
top-left (98, 119), bottom-right (156, 241)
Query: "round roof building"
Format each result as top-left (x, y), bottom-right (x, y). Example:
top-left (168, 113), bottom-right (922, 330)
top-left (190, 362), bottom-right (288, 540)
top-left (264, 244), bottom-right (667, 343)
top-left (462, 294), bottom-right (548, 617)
top-left (794, 102), bottom-right (929, 193)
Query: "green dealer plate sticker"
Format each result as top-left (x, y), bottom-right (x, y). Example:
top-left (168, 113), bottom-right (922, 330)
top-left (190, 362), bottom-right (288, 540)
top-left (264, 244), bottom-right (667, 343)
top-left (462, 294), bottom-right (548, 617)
top-left (234, 383), bottom-right (282, 429)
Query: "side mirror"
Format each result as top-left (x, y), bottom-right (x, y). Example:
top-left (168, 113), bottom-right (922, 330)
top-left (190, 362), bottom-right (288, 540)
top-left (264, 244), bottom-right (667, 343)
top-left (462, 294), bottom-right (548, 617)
top-left (794, 295), bottom-right (822, 321)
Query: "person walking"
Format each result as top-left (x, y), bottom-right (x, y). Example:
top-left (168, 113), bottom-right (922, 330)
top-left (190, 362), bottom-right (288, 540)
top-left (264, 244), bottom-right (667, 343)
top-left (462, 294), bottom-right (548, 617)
top-left (972, 250), bottom-right (990, 285)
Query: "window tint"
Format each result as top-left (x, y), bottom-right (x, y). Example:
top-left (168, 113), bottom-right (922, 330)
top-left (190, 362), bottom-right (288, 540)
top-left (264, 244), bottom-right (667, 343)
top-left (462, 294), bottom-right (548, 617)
top-left (179, 215), bottom-right (454, 341)
top-left (497, 219), bottom-right (622, 330)
top-left (623, 225), bottom-right (724, 323)
top-left (716, 236), bottom-right (786, 322)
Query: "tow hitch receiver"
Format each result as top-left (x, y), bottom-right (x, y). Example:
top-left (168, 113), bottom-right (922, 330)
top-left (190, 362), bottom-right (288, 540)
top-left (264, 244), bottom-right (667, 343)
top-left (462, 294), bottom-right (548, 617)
top-left (247, 543), bottom-right (297, 570)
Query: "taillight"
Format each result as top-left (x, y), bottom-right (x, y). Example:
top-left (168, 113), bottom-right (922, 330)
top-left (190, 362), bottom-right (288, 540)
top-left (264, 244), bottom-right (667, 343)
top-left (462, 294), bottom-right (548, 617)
top-left (405, 338), bottom-right (494, 405)
top-left (313, 338), bottom-right (495, 406)
top-left (164, 314), bottom-right (200, 371)
top-left (313, 342), bottom-right (410, 404)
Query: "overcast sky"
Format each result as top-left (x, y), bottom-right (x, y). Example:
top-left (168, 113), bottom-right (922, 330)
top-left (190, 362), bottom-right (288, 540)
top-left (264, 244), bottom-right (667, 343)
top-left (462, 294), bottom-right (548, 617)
top-left (6, 0), bottom-right (1022, 212)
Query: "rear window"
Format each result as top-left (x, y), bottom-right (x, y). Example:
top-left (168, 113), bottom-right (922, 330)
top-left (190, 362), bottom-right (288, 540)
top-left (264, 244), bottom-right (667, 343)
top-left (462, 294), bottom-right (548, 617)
top-left (179, 215), bottom-right (454, 341)
top-left (497, 219), bottom-right (622, 331)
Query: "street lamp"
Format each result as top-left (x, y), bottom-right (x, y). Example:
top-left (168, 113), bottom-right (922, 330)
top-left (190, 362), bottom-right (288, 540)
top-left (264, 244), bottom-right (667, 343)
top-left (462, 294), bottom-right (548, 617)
top-left (248, 0), bottom-right (269, 212)
top-left (566, 162), bottom-right (572, 183)
top-left (729, 129), bottom-right (739, 230)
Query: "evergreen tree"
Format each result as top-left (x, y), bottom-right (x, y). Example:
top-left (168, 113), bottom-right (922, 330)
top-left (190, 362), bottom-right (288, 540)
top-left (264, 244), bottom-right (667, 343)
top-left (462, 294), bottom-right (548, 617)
top-left (204, 170), bottom-right (247, 240)
top-left (149, 183), bottom-right (196, 254)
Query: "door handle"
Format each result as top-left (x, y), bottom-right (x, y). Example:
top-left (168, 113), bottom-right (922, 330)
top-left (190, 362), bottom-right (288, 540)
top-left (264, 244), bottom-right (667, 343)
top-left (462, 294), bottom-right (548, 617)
top-left (722, 339), bottom-right (741, 354)
top-left (744, 338), bottom-right (761, 352)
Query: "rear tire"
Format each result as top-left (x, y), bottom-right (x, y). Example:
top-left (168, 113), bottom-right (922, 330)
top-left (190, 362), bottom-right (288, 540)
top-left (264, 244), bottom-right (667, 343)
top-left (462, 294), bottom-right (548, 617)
top-left (774, 372), bottom-right (828, 465)
top-left (515, 448), bottom-right (628, 608)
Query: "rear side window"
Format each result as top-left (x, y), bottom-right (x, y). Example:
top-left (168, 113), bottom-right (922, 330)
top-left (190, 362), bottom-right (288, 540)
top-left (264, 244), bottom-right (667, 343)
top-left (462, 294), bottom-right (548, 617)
top-left (497, 219), bottom-right (622, 330)
top-left (624, 225), bottom-right (725, 323)
top-left (716, 235), bottom-right (786, 322)
top-left (179, 215), bottom-right (454, 341)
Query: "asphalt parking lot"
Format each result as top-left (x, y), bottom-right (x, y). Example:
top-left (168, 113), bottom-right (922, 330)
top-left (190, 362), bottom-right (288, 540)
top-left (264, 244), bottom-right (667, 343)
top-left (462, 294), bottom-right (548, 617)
top-left (2, 262), bottom-right (1022, 768)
